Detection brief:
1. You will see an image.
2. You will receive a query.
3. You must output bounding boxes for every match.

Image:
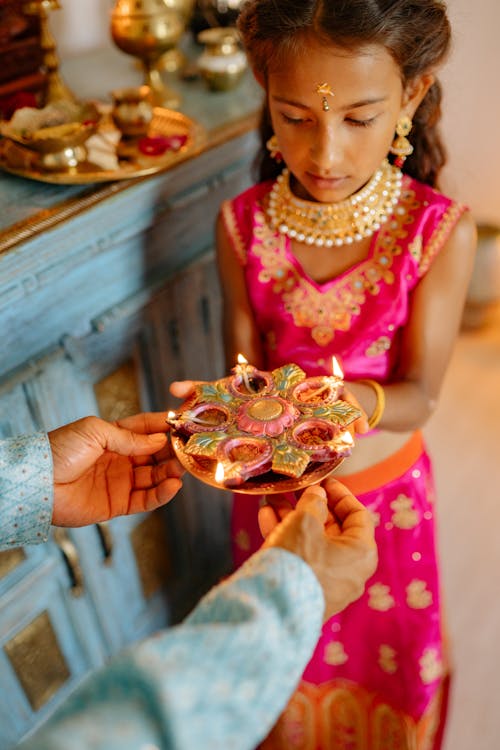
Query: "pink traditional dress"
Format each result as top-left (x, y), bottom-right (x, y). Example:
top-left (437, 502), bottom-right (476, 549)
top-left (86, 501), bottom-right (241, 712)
top-left (221, 174), bottom-right (466, 750)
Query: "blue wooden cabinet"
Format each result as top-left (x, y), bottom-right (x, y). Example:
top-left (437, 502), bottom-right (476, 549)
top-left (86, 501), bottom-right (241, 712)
top-left (0, 46), bottom-right (262, 747)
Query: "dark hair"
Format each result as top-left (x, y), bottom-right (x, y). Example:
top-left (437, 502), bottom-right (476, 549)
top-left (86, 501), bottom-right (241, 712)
top-left (238, 0), bottom-right (451, 187)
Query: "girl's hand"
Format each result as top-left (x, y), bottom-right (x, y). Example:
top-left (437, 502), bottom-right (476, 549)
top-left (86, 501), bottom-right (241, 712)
top-left (169, 380), bottom-right (199, 400)
top-left (341, 384), bottom-right (370, 435)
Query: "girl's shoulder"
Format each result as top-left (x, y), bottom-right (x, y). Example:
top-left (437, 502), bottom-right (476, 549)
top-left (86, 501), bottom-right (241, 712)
top-left (220, 179), bottom-right (274, 262)
top-left (401, 175), bottom-right (469, 277)
top-left (224, 179), bottom-right (274, 214)
top-left (404, 174), bottom-right (465, 214)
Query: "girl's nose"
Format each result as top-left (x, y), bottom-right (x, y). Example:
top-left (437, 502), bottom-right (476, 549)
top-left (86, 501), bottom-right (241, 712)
top-left (310, 124), bottom-right (341, 173)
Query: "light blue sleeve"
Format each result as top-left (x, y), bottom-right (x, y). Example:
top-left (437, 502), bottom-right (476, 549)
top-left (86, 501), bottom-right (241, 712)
top-left (0, 433), bottom-right (53, 550)
top-left (18, 547), bottom-right (324, 750)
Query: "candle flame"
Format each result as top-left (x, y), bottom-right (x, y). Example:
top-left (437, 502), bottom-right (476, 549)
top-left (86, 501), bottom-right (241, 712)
top-left (215, 462), bottom-right (225, 484)
top-left (332, 356), bottom-right (343, 379)
top-left (340, 431), bottom-right (353, 445)
top-left (237, 353), bottom-right (248, 365)
top-left (167, 410), bottom-right (176, 419)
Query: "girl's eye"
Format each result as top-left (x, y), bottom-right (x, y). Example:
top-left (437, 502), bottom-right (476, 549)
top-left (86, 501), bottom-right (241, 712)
top-left (281, 113), bottom-right (306, 125)
top-left (346, 117), bottom-right (376, 128)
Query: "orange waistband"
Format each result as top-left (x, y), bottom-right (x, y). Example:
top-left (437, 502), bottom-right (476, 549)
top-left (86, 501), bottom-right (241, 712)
top-left (340, 430), bottom-right (424, 496)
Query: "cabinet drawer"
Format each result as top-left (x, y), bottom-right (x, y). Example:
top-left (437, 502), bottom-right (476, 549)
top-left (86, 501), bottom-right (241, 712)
top-left (0, 555), bottom-right (106, 749)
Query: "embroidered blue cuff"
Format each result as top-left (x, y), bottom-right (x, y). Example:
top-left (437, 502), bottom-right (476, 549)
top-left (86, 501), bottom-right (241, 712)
top-left (0, 433), bottom-right (53, 550)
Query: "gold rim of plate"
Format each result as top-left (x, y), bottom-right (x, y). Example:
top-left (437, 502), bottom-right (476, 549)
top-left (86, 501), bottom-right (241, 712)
top-left (170, 433), bottom-right (344, 494)
top-left (0, 108), bottom-right (206, 185)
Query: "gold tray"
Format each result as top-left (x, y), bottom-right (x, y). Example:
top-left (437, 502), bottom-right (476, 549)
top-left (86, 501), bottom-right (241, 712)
top-left (171, 433), bottom-right (345, 495)
top-left (0, 108), bottom-right (206, 184)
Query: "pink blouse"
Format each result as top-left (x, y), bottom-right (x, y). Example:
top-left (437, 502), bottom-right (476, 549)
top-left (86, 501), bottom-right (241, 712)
top-left (221, 175), bottom-right (466, 382)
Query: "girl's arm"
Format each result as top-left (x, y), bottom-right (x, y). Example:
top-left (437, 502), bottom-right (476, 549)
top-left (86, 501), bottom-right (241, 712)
top-left (216, 210), bottom-right (265, 370)
top-left (348, 210), bottom-right (477, 432)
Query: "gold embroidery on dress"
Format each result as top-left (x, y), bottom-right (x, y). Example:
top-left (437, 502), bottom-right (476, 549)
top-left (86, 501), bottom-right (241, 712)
top-left (418, 682), bottom-right (448, 750)
top-left (418, 202), bottom-right (466, 276)
top-left (322, 686), bottom-right (368, 749)
top-left (252, 186), bottom-right (418, 346)
top-left (234, 529), bottom-right (251, 551)
top-left (406, 580), bottom-right (433, 609)
top-left (419, 648), bottom-right (443, 685)
top-left (378, 644), bottom-right (398, 674)
top-left (372, 703), bottom-right (413, 750)
top-left (368, 583), bottom-right (395, 611)
top-left (390, 494), bottom-right (420, 529)
top-left (260, 689), bottom-right (316, 750)
top-left (222, 200), bottom-right (248, 266)
top-left (324, 641), bottom-right (349, 666)
top-left (365, 335), bottom-right (391, 357)
top-left (408, 235), bottom-right (423, 263)
top-left (264, 678), bottom-right (447, 750)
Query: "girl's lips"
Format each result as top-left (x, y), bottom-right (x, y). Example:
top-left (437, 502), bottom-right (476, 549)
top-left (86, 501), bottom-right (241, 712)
top-left (307, 173), bottom-right (349, 190)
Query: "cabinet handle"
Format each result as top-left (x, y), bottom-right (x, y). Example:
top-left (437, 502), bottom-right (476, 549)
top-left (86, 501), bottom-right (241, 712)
top-left (53, 528), bottom-right (84, 597)
top-left (95, 522), bottom-right (114, 565)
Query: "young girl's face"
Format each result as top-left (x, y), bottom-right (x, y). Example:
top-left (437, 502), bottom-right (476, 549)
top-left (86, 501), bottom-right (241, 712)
top-left (267, 40), bottom-right (409, 203)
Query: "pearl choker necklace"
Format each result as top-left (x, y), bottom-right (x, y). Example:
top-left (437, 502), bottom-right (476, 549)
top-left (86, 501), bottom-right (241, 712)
top-left (267, 159), bottom-right (402, 248)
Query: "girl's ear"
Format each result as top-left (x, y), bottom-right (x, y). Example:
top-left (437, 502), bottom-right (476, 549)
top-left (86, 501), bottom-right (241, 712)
top-left (401, 73), bottom-right (435, 118)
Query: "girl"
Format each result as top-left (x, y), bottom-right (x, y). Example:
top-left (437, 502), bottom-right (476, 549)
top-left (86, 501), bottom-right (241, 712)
top-left (216, 1), bottom-right (476, 748)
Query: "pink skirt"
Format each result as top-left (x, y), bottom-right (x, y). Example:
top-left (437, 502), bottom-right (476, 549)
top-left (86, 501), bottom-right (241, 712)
top-left (232, 431), bottom-right (450, 750)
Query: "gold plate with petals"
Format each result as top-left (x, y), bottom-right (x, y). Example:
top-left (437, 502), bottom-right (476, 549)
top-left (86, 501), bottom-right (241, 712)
top-left (170, 433), bottom-right (345, 494)
top-left (0, 107), bottom-right (206, 184)
top-left (167, 363), bottom-right (359, 494)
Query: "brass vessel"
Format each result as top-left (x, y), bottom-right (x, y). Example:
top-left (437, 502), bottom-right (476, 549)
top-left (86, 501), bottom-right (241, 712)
top-left (110, 0), bottom-right (184, 108)
top-left (0, 100), bottom-right (99, 172)
top-left (111, 85), bottom-right (154, 137)
top-left (197, 27), bottom-right (247, 91)
top-left (158, 0), bottom-right (196, 72)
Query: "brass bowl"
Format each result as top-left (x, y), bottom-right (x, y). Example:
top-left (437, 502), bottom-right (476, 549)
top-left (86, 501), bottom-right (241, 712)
top-left (0, 102), bottom-right (100, 169)
top-left (5, 121), bottom-right (98, 155)
top-left (111, 85), bottom-right (154, 137)
top-left (110, 4), bottom-right (184, 61)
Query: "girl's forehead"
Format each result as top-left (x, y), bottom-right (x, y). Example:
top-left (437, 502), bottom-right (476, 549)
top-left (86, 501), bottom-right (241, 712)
top-left (267, 42), bottom-right (401, 97)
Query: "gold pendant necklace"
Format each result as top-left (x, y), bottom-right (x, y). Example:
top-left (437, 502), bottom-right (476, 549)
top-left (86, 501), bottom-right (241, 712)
top-left (267, 159), bottom-right (402, 248)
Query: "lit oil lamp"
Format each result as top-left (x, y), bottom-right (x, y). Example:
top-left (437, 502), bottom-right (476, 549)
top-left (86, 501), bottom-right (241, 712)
top-left (166, 403), bottom-right (232, 435)
top-left (215, 461), bottom-right (225, 485)
top-left (290, 418), bottom-right (343, 461)
top-left (230, 354), bottom-right (273, 398)
top-left (214, 437), bottom-right (273, 488)
top-left (339, 430), bottom-right (354, 447)
top-left (290, 356), bottom-right (344, 406)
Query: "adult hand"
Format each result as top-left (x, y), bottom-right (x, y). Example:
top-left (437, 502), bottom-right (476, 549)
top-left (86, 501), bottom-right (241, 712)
top-left (48, 413), bottom-right (184, 527)
top-left (259, 478), bottom-right (377, 620)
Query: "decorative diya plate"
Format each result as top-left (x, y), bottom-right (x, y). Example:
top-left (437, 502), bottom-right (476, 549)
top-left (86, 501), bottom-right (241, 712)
top-left (0, 107), bottom-right (206, 184)
top-left (168, 362), bottom-right (361, 494)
